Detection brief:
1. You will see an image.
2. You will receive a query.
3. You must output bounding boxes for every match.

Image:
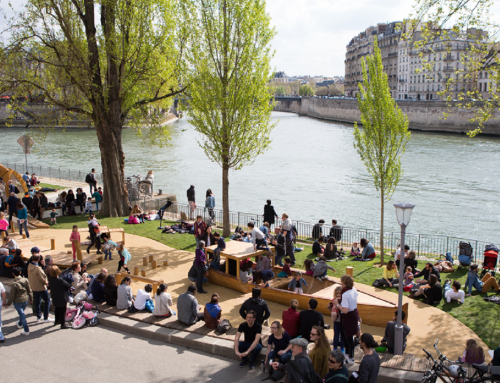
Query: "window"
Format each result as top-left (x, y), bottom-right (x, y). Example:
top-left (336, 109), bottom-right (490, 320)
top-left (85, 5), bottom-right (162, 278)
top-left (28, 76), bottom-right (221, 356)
top-left (485, 83), bottom-right (488, 91)
top-left (479, 83), bottom-right (482, 91)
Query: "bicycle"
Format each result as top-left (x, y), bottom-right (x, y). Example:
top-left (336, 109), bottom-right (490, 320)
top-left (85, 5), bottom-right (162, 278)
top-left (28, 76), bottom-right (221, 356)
top-left (420, 340), bottom-right (500, 383)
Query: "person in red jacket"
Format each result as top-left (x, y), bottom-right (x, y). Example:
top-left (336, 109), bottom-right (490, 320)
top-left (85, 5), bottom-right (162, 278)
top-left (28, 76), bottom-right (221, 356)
top-left (281, 299), bottom-right (300, 338)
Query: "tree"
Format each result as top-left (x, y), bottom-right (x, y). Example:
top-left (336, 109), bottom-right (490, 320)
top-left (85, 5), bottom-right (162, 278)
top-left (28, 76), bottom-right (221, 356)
top-left (275, 85), bottom-right (286, 95)
top-left (289, 80), bottom-right (301, 95)
top-left (315, 86), bottom-right (329, 96)
top-left (299, 84), bottom-right (314, 96)
top-left (183, 0), bottom-right (276, 237)
top-left (0, 0), bottom-right (186, 216)
top-left (408, 0), bottom-right (499, 136)
top-left (353, 37), bottom-right (411, 264)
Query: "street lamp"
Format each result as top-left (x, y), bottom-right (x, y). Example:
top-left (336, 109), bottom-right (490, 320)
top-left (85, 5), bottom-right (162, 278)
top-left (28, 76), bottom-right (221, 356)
top-left (393, 201), bottom-right (415, 356)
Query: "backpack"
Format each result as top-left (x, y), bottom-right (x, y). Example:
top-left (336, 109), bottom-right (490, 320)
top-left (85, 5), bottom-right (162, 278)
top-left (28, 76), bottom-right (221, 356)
top-left (85, 173), bottom-right (93, 183)
top-left (216, 318), bottom-right (232, 334)
top-left (372, 279), bottom-right (383, 288)
top-left (4, 253), bottom-right (14, 267)
top-left (145, 299), bottom-right (154, 313)
top-left (459, 242), bottom-right (473, 256)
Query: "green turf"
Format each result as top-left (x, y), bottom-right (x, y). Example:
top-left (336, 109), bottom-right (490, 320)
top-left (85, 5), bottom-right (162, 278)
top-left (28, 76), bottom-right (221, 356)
top-left (49, 214), bottom-right (500, 349)
top-left (38, 182), bottom-right (68, 192)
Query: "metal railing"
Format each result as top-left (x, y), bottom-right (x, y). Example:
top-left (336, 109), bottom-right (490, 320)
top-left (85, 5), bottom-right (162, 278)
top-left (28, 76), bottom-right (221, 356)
top-left (3, 161), bottom-right (494, 263)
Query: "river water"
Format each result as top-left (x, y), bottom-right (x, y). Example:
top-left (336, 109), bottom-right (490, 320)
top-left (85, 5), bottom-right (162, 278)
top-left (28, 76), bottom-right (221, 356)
top-left (1, 111), bottom-right (499, 242)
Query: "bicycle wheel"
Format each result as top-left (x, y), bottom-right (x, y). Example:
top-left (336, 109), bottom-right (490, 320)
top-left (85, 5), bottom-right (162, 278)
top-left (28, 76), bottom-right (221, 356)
top-left (420, 375), bottom-right (437, 383)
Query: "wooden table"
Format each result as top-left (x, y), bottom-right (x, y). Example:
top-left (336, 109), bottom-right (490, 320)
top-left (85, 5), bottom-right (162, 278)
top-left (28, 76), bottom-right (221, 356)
top-left (205, 241), bottom-right (275, 279)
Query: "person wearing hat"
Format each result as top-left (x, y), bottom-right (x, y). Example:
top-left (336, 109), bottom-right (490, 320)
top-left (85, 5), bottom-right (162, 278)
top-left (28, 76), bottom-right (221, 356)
top-left (299, 298), bottom-right (324, 342)
top-left (234, 310), bottom-right (262, 370)
top-left (271, 337), bottom-right (317, 383)
top-left (27, 253), bottom-right (53, 323)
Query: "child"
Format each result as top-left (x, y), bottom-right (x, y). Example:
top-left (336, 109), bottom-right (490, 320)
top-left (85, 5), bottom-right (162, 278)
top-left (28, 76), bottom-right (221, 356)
top-left (282, 257), bottom-right (292, 276)
top-left (97, 187), bottom-right (103, 197)
top-left (101, 233), bottom-right (117, 261)
top-left (84, 197), bottom-right (93, 215)
top-left (211, 232), bottom-right (226, 270)
top-left (117, 243), bottom-right (131, 274)
top-left (92, 190), bottom-right (102, 211)
top-left (350, 242), bottom-right (360, 257)
top-left (304, 259), bottom-right (315, 276)
top-left (50, 208), bottom-right (58, 225)
top-left (240, 262), bottom-right (253, 283)
top-left (69, 225), bottom-right (81, 261)
top-left (328, 286), bottom-right (345, 352)
top-left (288, 271), bottom-right (308, 294)
top-left (0, 212), bottom-right (9, 235)
top-left (403, 266), bottom-right (414, 286)
top-left (313, 256), bottom-right (336, 282)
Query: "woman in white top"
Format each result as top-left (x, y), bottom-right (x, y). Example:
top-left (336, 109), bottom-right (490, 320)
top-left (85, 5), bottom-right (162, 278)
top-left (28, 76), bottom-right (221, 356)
top-left (134, 283), bottom-right (153, 311)
top-left (331, 274), bottom-right (359, 364)
top-left (153, 283), bottom-right (175, 317)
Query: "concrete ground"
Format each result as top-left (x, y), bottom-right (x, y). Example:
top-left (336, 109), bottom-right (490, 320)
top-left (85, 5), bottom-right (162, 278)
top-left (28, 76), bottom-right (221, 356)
top-left (0, 307), bottom-right (265, 383)
top-left (28, 227), bottom-right (492, 362)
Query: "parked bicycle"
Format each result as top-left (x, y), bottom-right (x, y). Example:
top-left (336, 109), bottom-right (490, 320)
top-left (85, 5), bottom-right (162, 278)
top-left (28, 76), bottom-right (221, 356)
top-left (420, 340), bottom-right (499, 383)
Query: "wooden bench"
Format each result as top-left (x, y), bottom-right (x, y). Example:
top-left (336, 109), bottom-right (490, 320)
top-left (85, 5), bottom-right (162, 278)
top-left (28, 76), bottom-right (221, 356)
top-left (115, 272), bottom-right (164, 295)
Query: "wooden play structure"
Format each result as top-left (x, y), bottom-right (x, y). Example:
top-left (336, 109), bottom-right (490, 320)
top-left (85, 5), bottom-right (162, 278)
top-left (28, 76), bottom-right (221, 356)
top-left (115, 272), bottom-right (164, 295)
top-left (205, 241), bottom-right (408, 328)
top-left (0, 163), bottom-right (29, 198)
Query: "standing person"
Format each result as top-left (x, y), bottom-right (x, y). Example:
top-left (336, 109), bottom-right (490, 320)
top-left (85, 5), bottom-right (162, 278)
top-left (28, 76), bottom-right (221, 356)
top-left (239, 287), bottom-right (271, 326)
top-left (265, 321), bottom-right (292, 370)
top-left (324, 349), bottom-right (349, 383)
top-left (101, 234), bottom-right (117, 261)
top-left (272, 227), bottom-right (286, 266)
top-left (281, 213), bottom-right (295, 265)
top-left (22, 192), bottom-right (32, 211)
top-left (194, 215), bottom-right (206, 246)
top-left (86, 168), bottom-right (97, 196)
top-left (84, 198), bottom-right (93, 215)
top-left (0, 280), bottom-right (5, 342)
top-left (117, 243), bottom-right (131, 274)
top-left (310, 325), bottom-right (331, 377)
top-left (348, 334), bottom-right (380, 383)
top-left (69, 225), bottom-right (81, 261)
top-left (0, 212), bottom-right (8, 236)
top-left (329, 220), bottom-right (343, 243)
top-left (332, 274), bottom-right (359, 364)
top-left (234, 310), bottom-right (263, 370)
top-left (381, 311), bottom-right (411, 354)
top-left (7, 192), bottom-right (20, 225)
top-left (29, 191), bottom-right (40, 220)
top-left (22, 172), bottom-right (30, 185)
top-left (329, 286), bottom-right (345, 353)
top-left (281, 299), bottom-right (300, 338)
top-left (263, 200), bottom-right (278, 227)
top-left (177, 285), bottom-right (205, 325)
top-left (201, 225), bottom-right (215, 248)
top-left (299, 298), bottom-right (325, 342)
top-left (75, 188), bottom-right (87, 213)
top-left (86, 214), bottom-right (102, 254)
top-left (16, 202), bottom-right (29, 238)
top-left (187, 185), bottom-right (196, 219)
top-left (65, 189), bottom-right (76, 215)
top-left (27, 254), bottom-right (53, 323)
top-left (194, 240), bottom-right (208, 294)
top-left (48, 266), bottom-right (71, 329)
top-left (38, 192), bottom-right (48, 218)
top-left (204, 293), bottom-right (222, 328)
top-left (205, 189), bottom-right (215, 223)
top-left (5, 267), bottom-right (33, 335)
top-left (271, 338), bottom-right (317, 382)
top-left (92, 189), bottom-right (102, 211)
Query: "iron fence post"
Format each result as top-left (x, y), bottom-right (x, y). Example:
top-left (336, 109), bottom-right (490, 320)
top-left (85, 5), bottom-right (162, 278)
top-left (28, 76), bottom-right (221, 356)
top-left (418, 234), bottom-right (421, 257)
top-left (59, 167), bottom-right (61, 180)
top-left (446, 236), bottom-right (449, 254)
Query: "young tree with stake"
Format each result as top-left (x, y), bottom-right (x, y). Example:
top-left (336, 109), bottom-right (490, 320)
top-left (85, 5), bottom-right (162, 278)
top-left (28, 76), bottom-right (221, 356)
top-left (353, 37), bottom-right (411, 264)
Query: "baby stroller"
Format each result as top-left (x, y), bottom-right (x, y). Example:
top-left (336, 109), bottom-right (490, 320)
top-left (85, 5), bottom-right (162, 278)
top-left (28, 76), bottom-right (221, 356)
top-left (481, 244), bottom-right (498, 277)
top-left (457, 241), bottom-right (473, 269)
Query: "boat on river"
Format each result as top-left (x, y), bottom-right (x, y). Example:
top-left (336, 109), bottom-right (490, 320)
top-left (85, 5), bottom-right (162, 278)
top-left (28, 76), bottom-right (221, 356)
top-left (205, 241), bottom-right (408, 328)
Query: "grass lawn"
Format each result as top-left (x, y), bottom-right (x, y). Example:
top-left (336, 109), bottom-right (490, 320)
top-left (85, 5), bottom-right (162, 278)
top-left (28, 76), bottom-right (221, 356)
top-left (49, 214), bottom-right (500, 349)
top-left (38, 182), bottom-right (68, 192)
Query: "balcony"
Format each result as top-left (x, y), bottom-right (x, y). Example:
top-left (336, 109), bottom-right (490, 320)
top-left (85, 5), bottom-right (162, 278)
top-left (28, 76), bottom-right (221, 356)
top-left (443, 55), bottom-right (454, 61)
top-left (399, 79), bottom-right (407, 82)
top-left (443, 65), bottom-right (455, 72)
top-left (388, 52), bottom-right (397, 57)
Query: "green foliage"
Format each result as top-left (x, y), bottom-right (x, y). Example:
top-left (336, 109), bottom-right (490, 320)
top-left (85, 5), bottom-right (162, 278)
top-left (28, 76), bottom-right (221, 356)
top-left (353, 37), bottom-right (410, 262)
top-left (274, 85), bottom-right (286, 95)
top-left (298, 84), bottom-right (314, 96)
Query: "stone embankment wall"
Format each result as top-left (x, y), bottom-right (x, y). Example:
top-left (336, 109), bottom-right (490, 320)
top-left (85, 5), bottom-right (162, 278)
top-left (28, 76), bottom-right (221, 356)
top-left (274, 98), bottom-right (500, 135)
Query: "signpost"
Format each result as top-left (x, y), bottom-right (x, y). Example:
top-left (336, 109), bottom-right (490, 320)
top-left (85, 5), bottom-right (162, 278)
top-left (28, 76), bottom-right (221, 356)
top-left (17, 132), bottom-right (34, 172)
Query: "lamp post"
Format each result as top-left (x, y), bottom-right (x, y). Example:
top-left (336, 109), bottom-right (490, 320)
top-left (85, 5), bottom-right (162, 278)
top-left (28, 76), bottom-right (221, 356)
top-left (393, 201), bottom-right (415, 355)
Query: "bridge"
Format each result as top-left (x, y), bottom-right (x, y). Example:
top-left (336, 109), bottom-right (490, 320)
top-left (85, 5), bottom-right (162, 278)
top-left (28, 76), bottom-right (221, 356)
top-left (274, 96), bottom-right (302, 102)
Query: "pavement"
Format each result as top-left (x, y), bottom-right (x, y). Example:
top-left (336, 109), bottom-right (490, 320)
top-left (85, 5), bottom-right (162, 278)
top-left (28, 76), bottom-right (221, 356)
top-left (0, 307), bottom-right (266, 383)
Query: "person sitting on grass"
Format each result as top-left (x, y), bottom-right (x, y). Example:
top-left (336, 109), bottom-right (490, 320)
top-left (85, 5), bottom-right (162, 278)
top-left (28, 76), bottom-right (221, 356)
top-left (380, 260), bottom-right (399, 288)
top-left (444, 280), bottom-right (465, 304)
top-left (312, 236), bottom-right (325, 256)
top-left (313, 256), bottom-right (336, 282)
top-left (324, 237), bottom-right (338, 260)
top-left (414, 262), bottom-right (441, 285)
top-left (381, 310), bottom-right (411, 354)
top-left (288, 272), bottom-right (308, 294)
top-left (350, 242), bottom-right (361, 257)
top-left (410, 274), bottom-right (442, 305)
top-left (304, 259), bottom-right (315, 276)
top-left (354, 238), bottom-right (375, 261)
top-left (403, 267), bottom-right (414, 286)
top-left (465, 263), bottom-right (500, 296)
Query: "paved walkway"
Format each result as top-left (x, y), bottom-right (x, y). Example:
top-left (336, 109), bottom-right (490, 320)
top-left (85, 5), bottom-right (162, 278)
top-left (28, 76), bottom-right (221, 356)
top-left (27, 227), bottom-right (491, 362)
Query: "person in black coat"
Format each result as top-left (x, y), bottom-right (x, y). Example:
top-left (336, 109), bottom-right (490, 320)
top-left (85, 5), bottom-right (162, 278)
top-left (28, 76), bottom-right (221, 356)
top-left (104, 274), bottom-right (118, 306)
top-left (75, 188), bottom-right (87, 213)
top-left (263, 200), bottom-right (278, 226)
top-left (239, 288), bottom-right (271, 325)
top-left (7, 194), bottom-right (19, 225)
top-left (49, 266), bottom-right (71, 329)
top-left (65, 190), bottom-right (76, 215)
top-left (22, 192), bottom-right (33, 211)
top-left (5, 249), bottom-right (25, 278)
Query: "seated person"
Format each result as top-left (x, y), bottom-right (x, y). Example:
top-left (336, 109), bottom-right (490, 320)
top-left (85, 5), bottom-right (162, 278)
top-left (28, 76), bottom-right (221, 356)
top-left (304, 259), bottom-right (315, 276)
top-left (117, 276), bottom-right (134, 310)
top-left (265, 321), bottom-right (292, 371)
top-left (153, 283), bottom-right (175, 317)
top-left (177, 285), bottom-right (204, 325)
top-left (355, 238), bottom-right (375, 261)
top-left (458, 339), bottom-right (485, 364)
top-left (404, 251), bottom-right (418, 274)
top-left (323, 349), bottom-right (349, 382)
top-left (380, 260), bottom-right (399, 288)
top-left (210, 231), bottom-right (226, 270)
top-left (234, 310), bottom-right (263, 369)
top-left (403, 266), bottom-right (414, 286)
top-left (188, 260), bottom-right (208, 284)
top-left (465, 263), bottom-right (500, 296)
top-left (444, 280), bottom-right (465, 304)
top-left (312, 236), bottom-right (325, 256)
top-left (492, 341), bottom-right (500, 366)
top-left (313, 256), bottom-right (335, 282)
top-left (255, 253), bottom-right (274, 283)
top-left (311, 220), bottom-right (325, 240)
top-left (240, 262), bottom-right (253, 284)
top-left (204, 293), bottom-right (222, 328)
top-left (239, 287), bottom-right (271, 325)
top-left (394, 244), bottom-right (410, 267)
top-left (282, 257), bottom-right (292, 276)
top-left (299, 298), bottom-right (324, 342)
top-left (324, 237), bottom-right (338, 260)
top-left (410, 274), bottom-right (442, 304)
top-left (90, 272), bottom-right (106, 303)
top-left (288, 271), bottom-right (308, 294)
top-left (433, 260), bottom-right (454, 273)
top-left (104, 274), bottom-right (118, 306)
top-left (134, 283), bottom-right (153, 311)
top-left (350, 242), bottom-right (360, 257)
top-left (414, 262), bottom-right (441, 285)
top-left (381, 310), bottom-right (411, 354)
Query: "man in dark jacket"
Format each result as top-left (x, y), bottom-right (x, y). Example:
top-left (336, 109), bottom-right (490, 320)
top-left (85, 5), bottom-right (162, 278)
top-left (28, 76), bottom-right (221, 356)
top-left (329, 220), bottom-right (343, 242)
top-left (239, 287), bottom-right (271, 325)
top-left (22, 192), bottom-right (33, 211)
top-left (187, 185), bottom-right (195, 219)
top-left (272, 338), bottom-right (316, 383)
top-left (7, 194), bottom-right (20, 225)
top-left (414, 262), bottom-right (441, 284)
top-left (299, 298), bottom-right (324, 342)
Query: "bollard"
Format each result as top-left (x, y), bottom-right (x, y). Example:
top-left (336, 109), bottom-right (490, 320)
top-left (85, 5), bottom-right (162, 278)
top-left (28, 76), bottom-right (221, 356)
top-left (115, 273), bottom-right (123, 285)
top-left (22, 234), bottom-right (27, 239)
top-left (1, 231), bottom-right (5, 239)
top-left (134, 266), bottom-right (139, 275)
top-left (51, 239), bottom-right (56, 250)
top-left (152, 260), bottom-right (157, 269)
top-left (163, 261), bottom-right (169, 267)
top-left (98, 256), bottom-right (104, 264)
top-left (67, 251), bottom-right (72, 254)
top-left (346, 266), bottom-right (353, 278)
top-left (141, 270), bottom-right (147, 277)
top-left (148, 255), bottom-right (154, 263)
top-left (10, 221), bottom-right (15, 234)
top-left (143, 257), bottom-right (148, 266)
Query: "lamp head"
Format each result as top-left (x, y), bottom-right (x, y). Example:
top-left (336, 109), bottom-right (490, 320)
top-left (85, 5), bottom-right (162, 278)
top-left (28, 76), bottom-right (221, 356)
top-left (393, 202), bottom-right (415, 226)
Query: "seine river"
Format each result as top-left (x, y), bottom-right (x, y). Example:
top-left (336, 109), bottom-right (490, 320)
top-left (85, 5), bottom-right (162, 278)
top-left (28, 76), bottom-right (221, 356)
top-left (1, 111), bottom-right (499, 242)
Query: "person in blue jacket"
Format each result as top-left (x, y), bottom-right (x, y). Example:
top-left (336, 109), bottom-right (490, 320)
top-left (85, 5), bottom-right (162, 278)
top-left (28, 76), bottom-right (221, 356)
top-left (16, 202), bottom-right (29, 239)
top-left (117, 243), bottom-right (131, 274)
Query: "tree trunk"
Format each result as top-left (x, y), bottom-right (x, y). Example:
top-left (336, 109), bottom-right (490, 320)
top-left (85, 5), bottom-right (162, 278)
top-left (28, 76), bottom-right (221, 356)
top-left (380, 191), bottom-right (385, 265)
top-left (95, 118), bottom-right (130, 217)
top-left (222, 163), bottom-right (230, 238)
